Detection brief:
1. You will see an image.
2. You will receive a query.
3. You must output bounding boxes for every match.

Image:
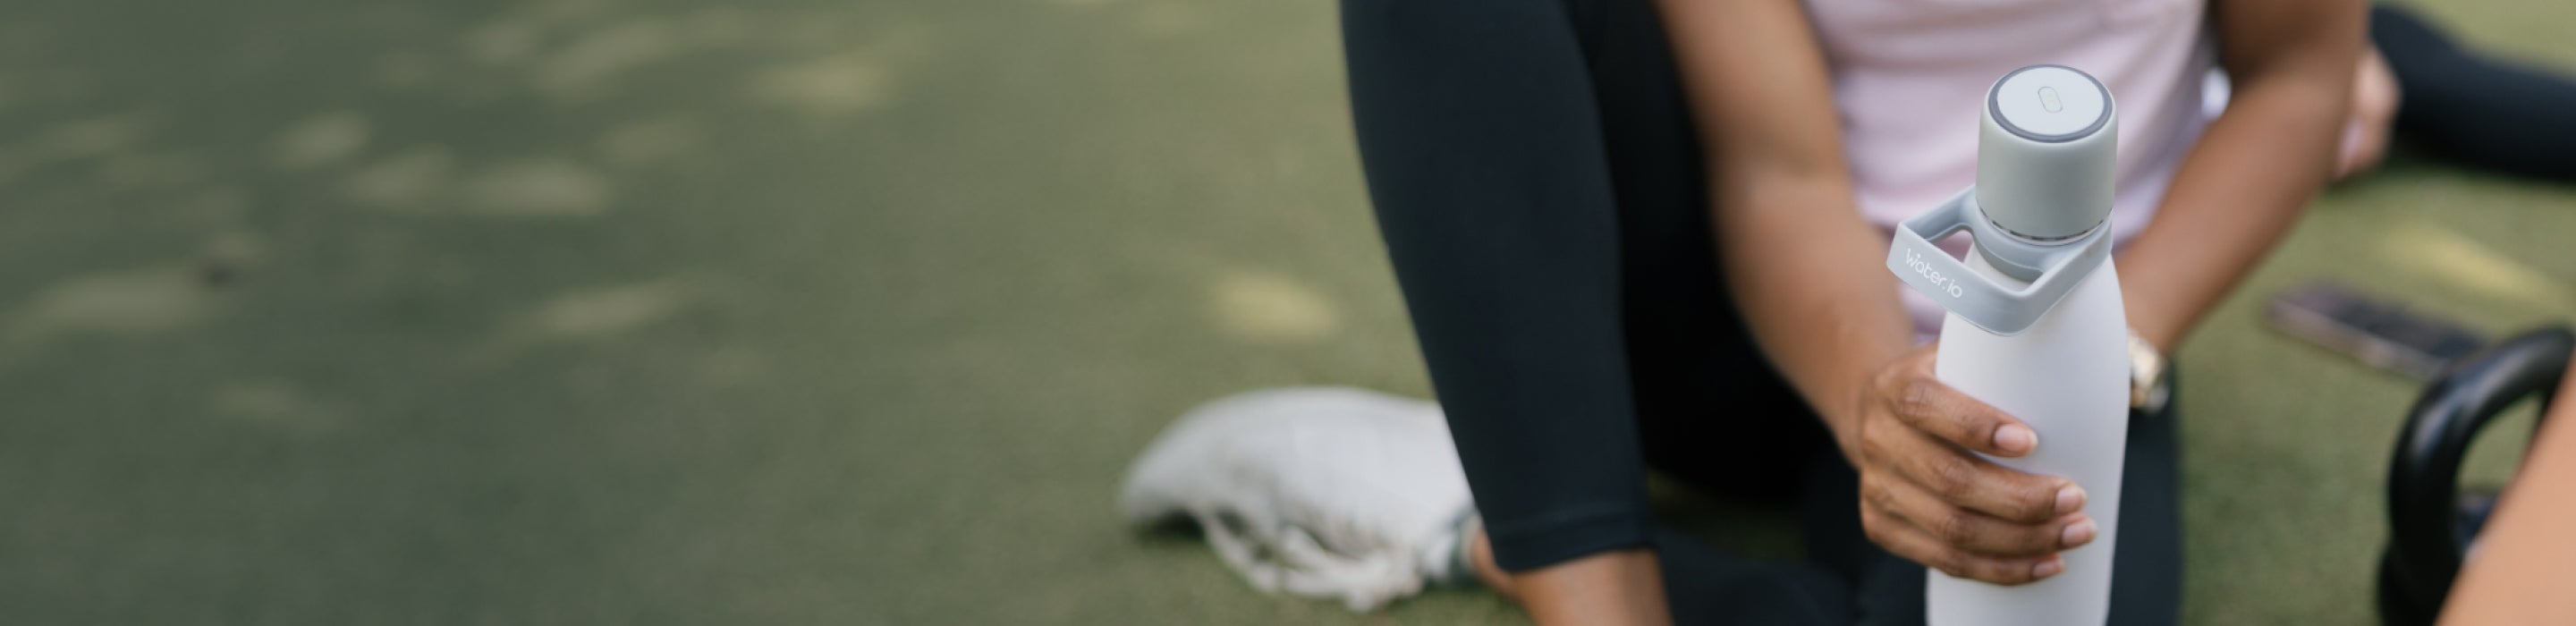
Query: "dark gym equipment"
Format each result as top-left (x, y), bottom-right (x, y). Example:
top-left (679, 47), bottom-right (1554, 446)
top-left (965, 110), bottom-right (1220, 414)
top-left (2377, 326), bottom-right (2575, 625)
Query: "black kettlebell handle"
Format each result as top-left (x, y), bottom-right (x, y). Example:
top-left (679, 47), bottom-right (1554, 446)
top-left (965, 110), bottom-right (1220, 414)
top-left (2386, 326), bottom-right (2575, 605)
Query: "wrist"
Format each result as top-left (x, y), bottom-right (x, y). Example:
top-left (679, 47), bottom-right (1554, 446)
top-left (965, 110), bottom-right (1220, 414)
top-left (2129, 317), bottom-right (2181, 356)
top-left (1826, 382), bottom-right (1869, 462)
top-left (1822, 344), bottom-right (1909, 462)
top-left (2116, 281), bottom-right (2184, 354)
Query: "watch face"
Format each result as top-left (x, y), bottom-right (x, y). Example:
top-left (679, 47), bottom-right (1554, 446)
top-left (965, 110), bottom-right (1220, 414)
top-left (2126, 332), bottom-right (2167, 410)
top-left (2127, 335), bottom-right (2157, 378)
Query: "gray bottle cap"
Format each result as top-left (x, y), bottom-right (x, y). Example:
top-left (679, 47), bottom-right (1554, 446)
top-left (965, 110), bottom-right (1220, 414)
top-left (1978, 65), bottom-right (2116, 241)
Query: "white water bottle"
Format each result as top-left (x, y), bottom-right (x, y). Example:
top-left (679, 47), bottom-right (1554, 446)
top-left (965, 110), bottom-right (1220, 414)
top-left (1885, 64), bottom-right (2130, 626)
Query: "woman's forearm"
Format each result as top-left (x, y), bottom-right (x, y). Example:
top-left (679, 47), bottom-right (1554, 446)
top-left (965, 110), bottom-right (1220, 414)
top-left (2118, 0), bottom-right (2363, 352)
top-left (1657, 0), bottom-right (1914, 454)
top-left (1714, 174), bottom-right (1915, 454)
top-left (2116, 82), bottom-right (2336, 351)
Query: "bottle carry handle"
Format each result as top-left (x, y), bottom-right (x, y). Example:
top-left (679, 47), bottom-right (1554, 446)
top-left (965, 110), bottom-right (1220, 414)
top-left (1885, 187), bottom-right (2113, 336)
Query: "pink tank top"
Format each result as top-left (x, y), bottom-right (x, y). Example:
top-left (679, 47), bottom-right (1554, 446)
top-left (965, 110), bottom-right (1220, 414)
top-left (1801, 0), bottom-right (2216, 333)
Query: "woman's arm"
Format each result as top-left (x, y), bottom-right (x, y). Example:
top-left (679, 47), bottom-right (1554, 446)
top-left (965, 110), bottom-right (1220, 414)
top-left (2437, 366), bottom-right (2576, 623)
top-left (1652, 0), bottom-right (1905, 464)
top-left (1655, 0), bottom-right (2093, 586)
top-left (2116, 0), bottom-right (2367, 352)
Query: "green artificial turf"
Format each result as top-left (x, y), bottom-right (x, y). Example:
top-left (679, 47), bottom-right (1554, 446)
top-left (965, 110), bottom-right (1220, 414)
top-left (2, 0), bottom-right (2573, 622)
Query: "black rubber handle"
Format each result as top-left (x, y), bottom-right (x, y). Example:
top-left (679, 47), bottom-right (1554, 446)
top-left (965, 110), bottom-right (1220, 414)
top-left (2385, 326), bottom-right (2573, 610)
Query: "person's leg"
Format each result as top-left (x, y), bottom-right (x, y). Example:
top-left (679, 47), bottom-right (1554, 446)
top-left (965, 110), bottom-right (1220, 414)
top-left (2374, 3), bottom-right (2576, 181)
top-left (1575, 0), bottom-right (1861, 620)
top-left (1826, 377), bottom-right (2186, 625)
top-left (1584, 0), bottom-right (1843, 507)
top-left (1342, 0), bottom-right (1849, 622)
top-left (2104, 376), bottom-right (2184, 626)
top-left (1342, 0), bottom-right (1657, 576)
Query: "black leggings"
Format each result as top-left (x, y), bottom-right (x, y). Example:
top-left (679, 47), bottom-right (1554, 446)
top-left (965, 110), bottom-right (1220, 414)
top-left (2377, 3), bottom-right (2576, 181)
top-left (1338, 0), bottom-right (2181, 622)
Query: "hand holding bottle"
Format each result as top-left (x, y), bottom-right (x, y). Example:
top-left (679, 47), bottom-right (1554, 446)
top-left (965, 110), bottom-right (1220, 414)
top-left (1849, 344), bottom-right (2100, 585)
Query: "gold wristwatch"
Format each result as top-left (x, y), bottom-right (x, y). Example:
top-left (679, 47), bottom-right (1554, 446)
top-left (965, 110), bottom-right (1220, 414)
top-left (2128, 328), bottom-right (2172, 413)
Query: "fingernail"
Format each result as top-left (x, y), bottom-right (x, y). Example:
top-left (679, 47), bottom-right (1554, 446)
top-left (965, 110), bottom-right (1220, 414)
top-left (2033, 557), bottom-right (2065, 579)
top-left (2055, 486), bottom-right (2087, 516)
top-left (1994, 425), bottom-right (2036, 453)
top-left (2061, 518), bottom-right (2098, 548)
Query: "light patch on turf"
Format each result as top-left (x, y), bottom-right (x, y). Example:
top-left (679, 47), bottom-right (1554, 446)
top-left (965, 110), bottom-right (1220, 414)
top-left (209, 380), bottom-right (345, 436)
top-left (750, 24), bottom-right (932, 119)
top-left (524, 0), bottom-right (614, 25)
top-left (174, 187), bottom-right (253, 226)
top-left (747, 51), bottom-right (890, 119)
top-left (524, 276), bottom-right (699, 340)
top-left (98, 150), bottom-right (204, 189)
top-left (467, 6), bottom-right (758, 98)
top-left (463, 158), bottom-right (611, 216)
top-left (680, 7), bottom-right (751, 48)
top-left (0, 114), bottom-right (153, 184)
top-left (1133, 3), bottom-right (1208, 35)
top-left (2384, 224), bottom-right (2576, 311)
top-left (775, 16), bottom-right (860, 51)
top-left (0, 150), bottom-right (23, 185)
top-left (1208, 270), bottom-right (1338, 342)
top-left (463, 17), bottom-right (547, 64)
top-left (374, 51), bottom-right (438, 91)
top-left (33, 114), bottom-right (151, 160)
top-left (534, 17), bottom-right (681, 102)
top-left (344, 146), bottom-right (458, 208)
top-left (272, 111), bottom-right (372, 170)
top-left (598, 115), bottom-right (700, 167)
top-left (203, 230), bottom-right (269, 270)
top-left (5, 265), bottom-right (216, 344)
top-left (697, 344), bottom-right (770, 388)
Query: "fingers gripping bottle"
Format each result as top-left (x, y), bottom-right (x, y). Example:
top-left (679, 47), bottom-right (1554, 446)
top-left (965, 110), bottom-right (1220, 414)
top-left (1885, 64), bottom-right (2130, 626)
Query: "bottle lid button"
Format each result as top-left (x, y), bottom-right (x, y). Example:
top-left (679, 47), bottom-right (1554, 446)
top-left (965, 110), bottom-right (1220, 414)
top-left (1989, 65), bottom-right (2109, 142)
